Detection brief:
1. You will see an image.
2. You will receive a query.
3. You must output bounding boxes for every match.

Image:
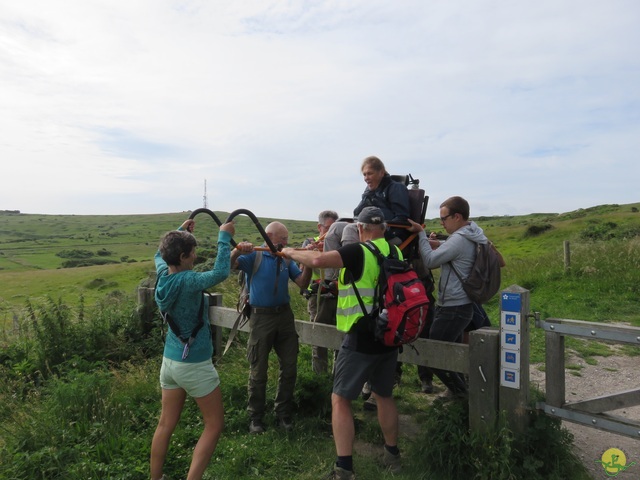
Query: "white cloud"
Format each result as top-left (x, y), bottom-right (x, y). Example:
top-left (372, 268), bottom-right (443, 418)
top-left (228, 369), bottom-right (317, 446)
top-left (0, 0), bottom-right (638, 219)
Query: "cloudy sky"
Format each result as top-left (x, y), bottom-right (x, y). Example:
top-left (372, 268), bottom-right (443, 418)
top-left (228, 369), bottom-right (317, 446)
top-left (1, 1), bottom-right (638, 221)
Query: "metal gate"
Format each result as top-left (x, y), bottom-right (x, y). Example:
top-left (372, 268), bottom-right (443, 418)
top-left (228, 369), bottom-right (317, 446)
top-left (536, 316), bottom-right (640, 439)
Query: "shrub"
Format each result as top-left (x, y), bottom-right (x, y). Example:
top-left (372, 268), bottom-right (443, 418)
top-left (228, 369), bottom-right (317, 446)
top-left (580, 221), bottom-right (618, 241)
top-left (409, 393), bottom-right (590, 480)
top-left (56, 249), bottom-right (94, 259)
top-left (524, 224), bottom-right (553, 237)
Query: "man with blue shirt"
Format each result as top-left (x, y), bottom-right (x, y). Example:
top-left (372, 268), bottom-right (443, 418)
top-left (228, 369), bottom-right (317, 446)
top-left (231, 221), bottom-right (311, 434)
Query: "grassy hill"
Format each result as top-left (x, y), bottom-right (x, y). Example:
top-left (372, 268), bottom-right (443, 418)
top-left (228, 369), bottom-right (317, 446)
top-left (1, 203), bottom-right (639, 327)
top-left (0, 211), bottom-right (316, 312)
top-left (1, 203), bottom-right (639, 480)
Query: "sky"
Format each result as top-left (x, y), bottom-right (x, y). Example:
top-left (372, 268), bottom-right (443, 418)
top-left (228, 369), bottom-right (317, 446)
top-left (1, 1), bottom-right (639, 221)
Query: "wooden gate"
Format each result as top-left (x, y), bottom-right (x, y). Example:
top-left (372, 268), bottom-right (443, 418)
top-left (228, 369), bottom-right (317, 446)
top-left (536, 316), bottom-right (640, 439)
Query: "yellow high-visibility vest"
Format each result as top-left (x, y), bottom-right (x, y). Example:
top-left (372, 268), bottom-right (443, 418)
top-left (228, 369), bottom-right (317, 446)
top-left (336, 238), bottom-right (401, 332)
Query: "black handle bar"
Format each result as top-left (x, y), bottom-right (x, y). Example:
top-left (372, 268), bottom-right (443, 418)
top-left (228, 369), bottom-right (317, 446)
top-left (224, 209), bottom-right (278, 253)
top-left (188, 207), bottom-right (278, 253)
top-left (188, 208), bottom-right (237, 248)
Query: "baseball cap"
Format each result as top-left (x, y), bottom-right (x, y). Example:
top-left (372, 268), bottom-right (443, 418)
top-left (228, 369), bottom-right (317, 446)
top-left (356, 207), bottom-right (385, 224)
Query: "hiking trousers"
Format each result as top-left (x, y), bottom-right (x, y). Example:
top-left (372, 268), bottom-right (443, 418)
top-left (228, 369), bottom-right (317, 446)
top-left (429, 304), bottom-right (473, 395)
top-left (246, 305), bottom-right (299, 421)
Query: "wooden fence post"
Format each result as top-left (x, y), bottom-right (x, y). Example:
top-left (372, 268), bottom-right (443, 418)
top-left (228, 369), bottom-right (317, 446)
top-left (498, 285), bottom-right (530, 436)
top-left (544, 330), bottom-right (565, 407)
top-left (563, 241), bottom-right (571, 273)
top-left (208, 293), bottom-right (224, 360)
top-left (468, 327), bottom-right (500, 432)
top-left (137, 286), bottom-right (155, 335)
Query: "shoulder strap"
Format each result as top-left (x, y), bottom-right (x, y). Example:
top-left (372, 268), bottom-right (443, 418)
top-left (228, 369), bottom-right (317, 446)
top-left (155, 267), bottom-right (206, 354)
top-left (225, 251), bottom-right (263, 356)
top-left (447, 237), bottom-right (477, 281)
top-left (352, 241), bottom-right (387, 315)
top-left (248, 250), bottom-right (263, 292)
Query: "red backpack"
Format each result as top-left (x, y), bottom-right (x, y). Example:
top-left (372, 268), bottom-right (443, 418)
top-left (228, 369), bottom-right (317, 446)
top-left (353, 241), bottom-right (430, 347)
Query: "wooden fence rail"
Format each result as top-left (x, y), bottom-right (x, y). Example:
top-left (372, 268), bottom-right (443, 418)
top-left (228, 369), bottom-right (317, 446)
top-left (138, 287), bottom-right (503, 433)
top-left (139, 285), bottom-right (640, 440)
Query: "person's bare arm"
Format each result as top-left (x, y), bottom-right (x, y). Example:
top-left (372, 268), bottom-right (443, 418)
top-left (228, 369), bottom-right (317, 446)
top-left (293, 264), bottom-right (313, 290)
top-left (281, 248), bottom-right (344, 270)
top-left (230, 241), bottom-right (254, 268)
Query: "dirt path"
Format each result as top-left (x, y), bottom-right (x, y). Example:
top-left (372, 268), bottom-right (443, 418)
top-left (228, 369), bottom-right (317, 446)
top-left (530, 355), bottom-right (640, 479)
top-left (351, 354), bottom-right (639, 479)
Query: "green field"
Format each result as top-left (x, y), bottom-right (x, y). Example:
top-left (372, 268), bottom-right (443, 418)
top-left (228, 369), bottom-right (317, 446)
top-left (2, 202), bottom-right (639, 338)
top-left (1, 203), bottom-right (639, 479)
top-left (0, 210), bottom-right (317, 313)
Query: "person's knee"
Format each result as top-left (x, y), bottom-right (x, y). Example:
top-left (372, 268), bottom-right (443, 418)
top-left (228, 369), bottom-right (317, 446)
top-left (332, 393), bottom-right (351, 410)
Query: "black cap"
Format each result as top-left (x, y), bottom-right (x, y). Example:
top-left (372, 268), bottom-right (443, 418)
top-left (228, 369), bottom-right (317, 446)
top-left (356, 207), bottom-right (385, 224)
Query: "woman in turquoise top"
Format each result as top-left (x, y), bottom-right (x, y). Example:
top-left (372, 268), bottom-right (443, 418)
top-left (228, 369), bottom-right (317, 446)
top-left (150, 218), bottom-right (253, 480)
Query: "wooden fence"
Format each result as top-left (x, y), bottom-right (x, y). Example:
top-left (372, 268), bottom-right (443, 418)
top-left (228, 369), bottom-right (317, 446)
top-left (139, 284), bottom-right (640, 440)
top-left (138, 285), bottom-right (534, 435)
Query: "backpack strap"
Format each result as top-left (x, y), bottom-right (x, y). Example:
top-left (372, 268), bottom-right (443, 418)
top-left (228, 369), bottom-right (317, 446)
top-left (225, 251), bottom-right (263, 356)
top-left (162, 293), bottom-right (206, 360)
top-left (444, 237), bottom-right (477, 302)
top-left (352, 240), bottom-right (393, 317)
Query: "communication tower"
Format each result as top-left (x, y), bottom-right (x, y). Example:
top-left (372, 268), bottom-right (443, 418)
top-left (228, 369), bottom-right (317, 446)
top-left (203, 179), bottom-right (208, 209)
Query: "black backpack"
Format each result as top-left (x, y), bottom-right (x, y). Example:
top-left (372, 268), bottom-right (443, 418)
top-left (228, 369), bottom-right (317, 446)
top-left (450, 241), bottom-right (501, 304)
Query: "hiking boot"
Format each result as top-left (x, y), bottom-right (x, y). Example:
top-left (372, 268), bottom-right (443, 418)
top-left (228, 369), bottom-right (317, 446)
top-left (249, 419), bottom-right (265, 434)
top-left (383, 448), bottom-right (401, 473)
top-left (278, 416), bottom-right (294, 431)
top-left (361, 381), bottom-right (371, 401)
top-left (421, 379), bottom-right (434, 394)
top-left (436, 389), bottom-right (467, 403)
top-left (326, 466), bottom-right (355, 479)
top-left (363, 395), bottom-right (377, 411)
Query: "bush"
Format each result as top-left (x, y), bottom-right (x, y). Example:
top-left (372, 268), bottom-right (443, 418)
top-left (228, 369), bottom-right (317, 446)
top-left (409, 394), bottom-right (590, 480)
top-left (56, 249), bottom-right (94, 259)
top-left (580, 221), bottom-right (618, 241)
top-left (523, 224), bottom-right (553, 237)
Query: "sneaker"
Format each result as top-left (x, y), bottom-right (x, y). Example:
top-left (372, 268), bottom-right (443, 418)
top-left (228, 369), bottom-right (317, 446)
top-left (383, 448), bottom-right (401, 473)
top-left (249, 419), bottom-right (265, 434)
top-left (363, 395), bottom-right (377, 411)
top-left (421, 379), bottom-right (434, 394)
top-left (361, 381), bottom-right (371, 401)
top-left (278, 416), bottom-right (294, 431)
top-left (326, 466), bottom-right (355, 479)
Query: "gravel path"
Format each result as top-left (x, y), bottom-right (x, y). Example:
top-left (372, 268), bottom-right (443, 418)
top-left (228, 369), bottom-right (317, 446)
top-left (530, 354), bottom-right (640, 479)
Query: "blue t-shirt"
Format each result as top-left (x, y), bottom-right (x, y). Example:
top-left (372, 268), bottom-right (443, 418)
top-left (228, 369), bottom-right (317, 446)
top-left (237, 250), bottom-right (301, 307)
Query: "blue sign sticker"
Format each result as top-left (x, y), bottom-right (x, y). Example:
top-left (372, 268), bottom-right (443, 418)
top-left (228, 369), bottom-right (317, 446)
top-left (505, 352), bottom-right (516, 364)
top-left (505, 333), bottom-right (517, 345)
top-left (505, 314), bottom-right (517, 325)
top-left (504, 370), bottom-right (516, 382)
top-left (501, 292), bottom-right (521, 312)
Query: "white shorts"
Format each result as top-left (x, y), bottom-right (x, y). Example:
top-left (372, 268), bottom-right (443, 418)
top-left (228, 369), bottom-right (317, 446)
top-left (159, 357), bottom-right (220, 398)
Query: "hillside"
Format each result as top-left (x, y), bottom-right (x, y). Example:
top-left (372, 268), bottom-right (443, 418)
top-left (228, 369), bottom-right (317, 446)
top-left (1, 203), bottom-right (639, 325)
